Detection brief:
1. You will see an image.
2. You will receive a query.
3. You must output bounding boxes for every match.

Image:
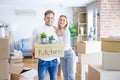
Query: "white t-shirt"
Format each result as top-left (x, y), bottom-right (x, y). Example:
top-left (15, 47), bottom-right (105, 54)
top-left (61, 29), bottom-right (71, 51)
top-left (30, 25), bottom-right (62, 61)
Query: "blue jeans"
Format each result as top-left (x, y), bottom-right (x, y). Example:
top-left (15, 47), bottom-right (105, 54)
top-left (60, 48), bottom-right (76, 80)
top-left (38, 58), bottom-right (58, 80)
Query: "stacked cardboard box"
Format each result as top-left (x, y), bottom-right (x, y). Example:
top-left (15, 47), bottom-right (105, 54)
top-left (10, 50), bottom-right (23, 63)
top-left (9, 63), bottom-right (38, 80)
top-left (0, 38), bottom-right (10, 59)
top-left (102, 52), bottom-right (120, 70)
top-left (101, 38), bottom-right (120, 52)
top-left (0, 59), bottom-right (9, 79)
top-left (77, 41), bottom-right (101, 54)
top-left (76, 62), bottom-right (88, 80)
top-left (88, 38), bottom-right (120, 80)
top-left (76, 41), bottom-right (101, 80)
top-left (88, 65), bottom-right (120, 80)
top-left (101, 38), bottom-right (120, 70)
top-left (0, 38), bottom-right (10, 80)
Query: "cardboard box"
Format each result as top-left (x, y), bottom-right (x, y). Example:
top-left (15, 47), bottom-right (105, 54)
top-left (77, 41), bottom-right (101, 54)
top-left (102, 52), bottom-right (120, 70)
top-left (88, 65), bottom-right (120, 80)
top-left (78, 53), bottom-right (102, 65)
top-left (75, 73), bottom-right (86, 80)
top-left (57, 76), bottom-right (64, 80)
top-left (101, 38), bottom-right (120, 52)
top-left (0, 59), bottom-right (9, 80)
top-left (9, 63), bottom-right (38, 80)
top-left (10, 52), bottom-right (23, 63)
top-left (0, 38), bottom-right (10, 59)
top-left (76, 62), bottom-right (88, 74)
top-left (35, 43), bottom-right (64, 58)
top-left (9, 73), bottom-right (11, 80)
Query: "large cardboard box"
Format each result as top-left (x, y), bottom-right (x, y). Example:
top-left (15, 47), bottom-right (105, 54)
top-left (0, 59), bottom-right (9, 80)
top-left (78, 53), bottom-right (102, 65)
top-left (88, 65), bottom-right (120, 80)
top-left (102, 52), bottom-right (120, 70)
top-left (77, 41), bottom-right (101, 54)
top-left (0, 38), bottom-right (10, 59)
top-left (101, 38), bottom-right (120, 52)
top-left (9, 63), bottom-right (38, 80)
top-left (35, 43), bottom-right (64, 58)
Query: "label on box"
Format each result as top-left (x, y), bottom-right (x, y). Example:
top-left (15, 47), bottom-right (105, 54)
top-left (35, 43), bottom-right (64, 58)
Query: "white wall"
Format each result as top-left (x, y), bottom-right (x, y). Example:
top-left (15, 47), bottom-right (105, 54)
top-left (0, 5), bottom-right (73, 47)
top-left (87, 1), bottom-right (97, 39)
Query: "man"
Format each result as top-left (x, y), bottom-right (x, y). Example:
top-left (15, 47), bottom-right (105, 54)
top-left (30, 10), bottom-right (59, 80)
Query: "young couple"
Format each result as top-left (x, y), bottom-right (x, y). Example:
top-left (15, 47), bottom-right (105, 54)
top-left (30, 10), bottom-right (76, 80)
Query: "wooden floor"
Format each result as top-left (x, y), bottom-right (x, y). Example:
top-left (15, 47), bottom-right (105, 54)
top-left (23, 58), bottom-right (64, 80)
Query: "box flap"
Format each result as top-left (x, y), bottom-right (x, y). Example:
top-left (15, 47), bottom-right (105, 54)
top-left (9, 63), bottom-right (24, 74)
top-left (21, 69), bottom-right (37, 78)
top-left (101, 38), bottom-right (120, 42)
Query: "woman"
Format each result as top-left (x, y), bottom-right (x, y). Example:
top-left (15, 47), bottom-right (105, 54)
top-left (56, 15), bottom-right (76, 80)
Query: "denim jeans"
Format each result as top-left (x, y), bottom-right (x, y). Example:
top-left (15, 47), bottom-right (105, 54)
top-left (38, 58), bottom-right (58, 80)
top-left (60, 48), bottom-right (76, 80)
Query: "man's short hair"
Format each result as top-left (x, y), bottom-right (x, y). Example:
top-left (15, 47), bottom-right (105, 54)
top-left (44, 10), bottom-right (55, 17)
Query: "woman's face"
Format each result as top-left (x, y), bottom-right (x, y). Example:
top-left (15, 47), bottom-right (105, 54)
top-left (58, 16), bottom-right (67, 29)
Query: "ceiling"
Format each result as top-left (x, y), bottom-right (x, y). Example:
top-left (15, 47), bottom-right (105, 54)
top-left (0, 0), bottom-right (95, 7)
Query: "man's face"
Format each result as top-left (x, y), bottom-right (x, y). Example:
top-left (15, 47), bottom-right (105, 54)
top-left (44, 13), bottom-right (55, 26)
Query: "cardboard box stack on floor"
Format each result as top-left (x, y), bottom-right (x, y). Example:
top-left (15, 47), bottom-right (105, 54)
top-left (76, 62), bottom-right (88, 80)
top-left (76, 41), bottom-right (102, 80)
top-left (9, 51), bottom-right (38, 80)
top-left (88, 65), bottom-right (120, 80)
top-left (10, 50), bottom-right (24, 64)
top-left (9, 63), bottom-right (38, 80)
top-left (88, 38), bottom-right (120, 80)
top-left (0, 38), bottom-right (10, 80)
top-left (0, 38), bottom-right (38, 80)
top-left (101, 38), bottom-right (120, 70)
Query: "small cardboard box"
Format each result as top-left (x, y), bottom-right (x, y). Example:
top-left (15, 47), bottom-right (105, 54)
top-left (10, 63), bottom-right (38, 80)
top-left (77, 41), bottom-right (101, 54)
top-left (0, 37), bottom-right (10, 59)
top-left (10, 52), bottom-right (23, 63)
top-left (78, 53), bottom-right (102, 65)
top-left (102, 52), bottom-right (120, 70)
top-left (34, 43), bottom-right (64, 58)
top-left (0, 59), bottom-right (9, 80)
top-left (88, 65), bottom-right (120, 80)
top-left (101, 38), bottom-right (120, 52)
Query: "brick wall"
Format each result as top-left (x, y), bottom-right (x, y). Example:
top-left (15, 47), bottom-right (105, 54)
top-left (98, 0), bottom-right (120, 40)
top-left (73, 7), bottom-right (86, 22)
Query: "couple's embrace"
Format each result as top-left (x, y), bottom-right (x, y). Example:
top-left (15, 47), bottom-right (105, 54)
top-left (30, 10), bottom-right (76, 80)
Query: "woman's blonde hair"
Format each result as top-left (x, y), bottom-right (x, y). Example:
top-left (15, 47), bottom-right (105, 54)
top-left (58, 15), bottom-right (69, 30)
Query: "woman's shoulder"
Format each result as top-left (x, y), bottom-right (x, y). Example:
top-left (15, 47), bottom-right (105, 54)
top-left (63, 29), bottom-right (70, 32)
top-left (52, 26), bottom-right (57, 30)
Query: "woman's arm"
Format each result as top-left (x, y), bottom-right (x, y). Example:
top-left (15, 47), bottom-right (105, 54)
top-left (62, 29), bottom-right (71, 45)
